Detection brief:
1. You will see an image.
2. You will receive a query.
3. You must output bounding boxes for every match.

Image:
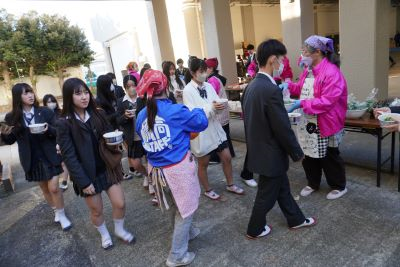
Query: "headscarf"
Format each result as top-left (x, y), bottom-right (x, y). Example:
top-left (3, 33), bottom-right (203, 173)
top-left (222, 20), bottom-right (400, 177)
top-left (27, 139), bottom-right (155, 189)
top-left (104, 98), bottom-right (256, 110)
top-left (136, 69), bottom-right (167, 99)
top-left (205, 57), bottom-right (218, 69)
top-left (304, 35), bottom-right (334, 53)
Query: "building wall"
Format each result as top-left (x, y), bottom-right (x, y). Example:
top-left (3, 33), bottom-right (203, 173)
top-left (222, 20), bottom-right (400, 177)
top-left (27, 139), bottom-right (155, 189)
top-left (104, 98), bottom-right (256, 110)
top-left (252, 5), bottom-right (283, 44)
top-left (315, 5), bottom-right (339, 35)
top-left (0, 67), bottom-right (83, 110)
top-left (230, 5), bottom-right (244, 50)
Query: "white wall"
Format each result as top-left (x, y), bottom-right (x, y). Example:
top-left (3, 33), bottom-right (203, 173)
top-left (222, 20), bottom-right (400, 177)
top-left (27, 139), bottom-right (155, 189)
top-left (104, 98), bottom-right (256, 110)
top-left (109, 32), bottom-right (137, 85)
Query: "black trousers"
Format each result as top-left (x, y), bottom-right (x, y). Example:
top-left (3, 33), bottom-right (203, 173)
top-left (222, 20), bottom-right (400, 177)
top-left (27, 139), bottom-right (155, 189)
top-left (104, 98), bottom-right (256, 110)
top-left (247, 174), bottom-right (305, 237)
top-left (302, 147), bottom-right (346, 191)
top-left (240, 151), bottom-right (253, 180)
top-left (209, 124), bottom-right (235, 162)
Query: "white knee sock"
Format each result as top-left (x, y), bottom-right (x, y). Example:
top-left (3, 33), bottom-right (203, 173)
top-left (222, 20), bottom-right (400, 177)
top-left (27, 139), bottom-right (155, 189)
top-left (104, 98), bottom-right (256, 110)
top-left (52, 207), bottom-right (59, 222)
top-left (96, 222), bottom-right (110, 237)
top-left (56, 208), bottom-right (71, 229)
top-left (113, 218), bottom-right (126, 236)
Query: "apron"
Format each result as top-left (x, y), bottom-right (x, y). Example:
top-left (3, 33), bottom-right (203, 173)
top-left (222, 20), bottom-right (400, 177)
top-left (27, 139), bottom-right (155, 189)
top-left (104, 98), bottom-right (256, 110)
top-left (296, 70), bottom-right (344, 159)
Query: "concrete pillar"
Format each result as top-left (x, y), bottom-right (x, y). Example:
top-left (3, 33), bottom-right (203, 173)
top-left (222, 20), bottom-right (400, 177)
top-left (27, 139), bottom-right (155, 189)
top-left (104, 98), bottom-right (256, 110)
top-left (146, 0), bottom-right (175, 69)
top-left (241, 6), bottom-right (256, 46)
top-left (200, 0), bottom-right (237, 84)
top-left (340, 0), bottom-right (390, 100)
top-left (102, 43), bottom-right (114, 73)
top-left (280, 0), bottom-right (314, 79)
top-left (182, 0), bottom-right (206, 59)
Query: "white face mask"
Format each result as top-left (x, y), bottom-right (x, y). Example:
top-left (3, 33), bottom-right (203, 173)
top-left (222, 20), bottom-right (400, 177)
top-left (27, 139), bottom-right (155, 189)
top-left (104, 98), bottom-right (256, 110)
top-left (197, 72), bottom-right (208, 83)
top-left (47, 103), bottom-right (57, 110)
top-left (112, 79), bottom-right (117, 85)
top-left (300, 55), bottom-right (313, 68)
top-left (273, 61), bottom-right (284, 78)
top-left (170, 75), bottom-right (176, 80)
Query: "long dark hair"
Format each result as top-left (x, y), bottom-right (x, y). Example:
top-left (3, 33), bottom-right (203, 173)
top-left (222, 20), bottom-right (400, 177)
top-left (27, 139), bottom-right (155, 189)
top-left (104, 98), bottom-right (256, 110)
top-left (62, 78), bottom-right (109, 135)
top-left (146, 91), bottom-right (167, 131)
top-left (96, 74), bottom-right (116, 112)
top-left (162, 61), bottom-right (184, 91)
top-left (9, 83), bottom-right (39, 126)
top-left (43, 94), bottom-right (62, 115)
top-left (184, 56), bottom-right (198, 84)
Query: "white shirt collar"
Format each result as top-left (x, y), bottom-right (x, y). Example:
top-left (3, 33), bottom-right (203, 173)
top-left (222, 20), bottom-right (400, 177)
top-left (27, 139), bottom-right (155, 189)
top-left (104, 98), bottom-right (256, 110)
top-left (190, 80), bottom-right (206, 90)
top-left (123, 94), bottom-right (136, 104)
top-left (258, 72), bottom-right (277, 85)
top-left (74, 110), bottom-right (91, 123)
top-left (23, 106), bottom-right (34, 115)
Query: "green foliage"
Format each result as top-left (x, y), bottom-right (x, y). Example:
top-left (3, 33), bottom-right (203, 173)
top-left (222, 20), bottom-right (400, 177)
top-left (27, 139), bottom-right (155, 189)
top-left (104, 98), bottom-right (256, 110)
top-left (0, 9), bottom-right (94, 81)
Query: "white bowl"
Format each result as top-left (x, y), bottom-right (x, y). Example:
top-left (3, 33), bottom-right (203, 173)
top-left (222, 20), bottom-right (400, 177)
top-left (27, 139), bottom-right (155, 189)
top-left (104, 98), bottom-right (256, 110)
top-left (103, 131), bottom-right (124, 145)
top-left (28, 123), bottom-right (46, 134)
top-left (288, 112), bottom-right (301, 124)
top-left (215, 98), bottom-right (228, 103)
top-left (378, 113), bottom-right (400, 127)
top-left (346, 108), bottom-right (368, 119)
top-left (215, 98), bottom-right (228, 113)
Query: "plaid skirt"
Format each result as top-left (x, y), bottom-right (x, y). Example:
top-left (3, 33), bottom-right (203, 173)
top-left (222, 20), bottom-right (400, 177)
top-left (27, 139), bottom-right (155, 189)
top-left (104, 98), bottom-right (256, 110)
top-left (25, 160), bottom-right (63, 182)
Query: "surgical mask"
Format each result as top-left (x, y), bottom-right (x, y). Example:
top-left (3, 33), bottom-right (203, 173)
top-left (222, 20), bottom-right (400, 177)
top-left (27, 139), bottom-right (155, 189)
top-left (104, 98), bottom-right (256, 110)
top-left (110, 84), bottom-right (115, 91)
top-left (47, 103), bottom-right (57, 110)
top-left (197, 72), bottom-right (207, 83)
top-left (128, 86), bottom-right (137, 97)
top-left (170, 75), bottom-right (176, 81)
top-left (300, 55), bottom-right (313, 68)
top-left (273, 62), bottom-right (284, 78)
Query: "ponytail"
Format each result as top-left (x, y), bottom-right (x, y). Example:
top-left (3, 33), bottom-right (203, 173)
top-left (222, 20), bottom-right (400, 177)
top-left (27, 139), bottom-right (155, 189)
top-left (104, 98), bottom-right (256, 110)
top-left (326, 51), bottom-right (340, 67)
top-left (146, 97), bottom-right (158, 131)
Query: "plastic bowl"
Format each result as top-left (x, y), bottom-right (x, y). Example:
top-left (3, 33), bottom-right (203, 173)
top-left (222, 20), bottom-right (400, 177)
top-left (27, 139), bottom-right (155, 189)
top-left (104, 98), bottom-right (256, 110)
top-left (103, 131), bottom-right (124, 145)
top-left (378, 113), bottom-right (400, 127)
top-left (288, 112), bottom-right (302, 124)
top-left (28, 123), bottom-right (46, 134)
top-left (346, 108), bottom-right (368, 119)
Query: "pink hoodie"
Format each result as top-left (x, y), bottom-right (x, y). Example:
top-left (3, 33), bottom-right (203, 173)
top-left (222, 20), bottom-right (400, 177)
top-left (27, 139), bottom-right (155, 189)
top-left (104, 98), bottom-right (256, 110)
top-left (247, 60), bottom-right (257, 78)
top-left (288, 58), bottom-right (348, 137)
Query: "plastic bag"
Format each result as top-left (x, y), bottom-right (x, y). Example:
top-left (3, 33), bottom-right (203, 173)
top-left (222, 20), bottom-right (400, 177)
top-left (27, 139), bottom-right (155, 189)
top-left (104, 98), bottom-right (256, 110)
top-left (347, 88), bottom-right (378, 111)
top-left (390, 98), bottom-right (400, 107)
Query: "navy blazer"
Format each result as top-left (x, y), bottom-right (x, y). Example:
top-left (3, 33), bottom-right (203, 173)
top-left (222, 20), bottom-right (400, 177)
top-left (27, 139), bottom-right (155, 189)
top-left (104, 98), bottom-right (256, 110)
top-left (242, 73), bottom-right (304, 177)
top-left (1, 107), bottom-right (61, 173)
top-left (116, 97), bottom-right (136, 145)
top-left (56, 113), bottom-right (111, 189)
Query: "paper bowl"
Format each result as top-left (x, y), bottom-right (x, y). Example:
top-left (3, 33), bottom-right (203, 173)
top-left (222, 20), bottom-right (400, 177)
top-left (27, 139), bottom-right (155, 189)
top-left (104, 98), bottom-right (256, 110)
top-left (215, 98), bottom-right (228, 113)
top-left (103, 131), bottom-right (124, 145)
top-left (28, 123), bottom-right (46, 134)
top-left (378, 113), bottom-right (400, 127)
top-left (346, 108), bottom-right (368, 119)
top-left (288, 112), bottom-right (302, 124)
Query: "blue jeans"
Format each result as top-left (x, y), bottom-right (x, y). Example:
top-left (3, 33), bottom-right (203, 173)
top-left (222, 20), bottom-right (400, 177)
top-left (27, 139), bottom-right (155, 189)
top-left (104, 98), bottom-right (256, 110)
top-left (167, 208), bottom-right (194, 262)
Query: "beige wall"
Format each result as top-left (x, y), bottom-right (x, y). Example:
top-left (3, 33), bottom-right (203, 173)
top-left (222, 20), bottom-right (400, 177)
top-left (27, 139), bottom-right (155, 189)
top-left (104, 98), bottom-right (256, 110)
top-left (230, 5), bottom-right (244, 50)
top-left (0, 67), bottom-right (83, 108)
top-left (340, 0), bottom-right (390, 100)
top-left (389, 6), bottom-right (397, 37)
top-left (315, 5), bottom-right (339, 35)
top-left (241, 6), bottom-right (256, 45)
top-left (253, 5), bottom-right (283, 44)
